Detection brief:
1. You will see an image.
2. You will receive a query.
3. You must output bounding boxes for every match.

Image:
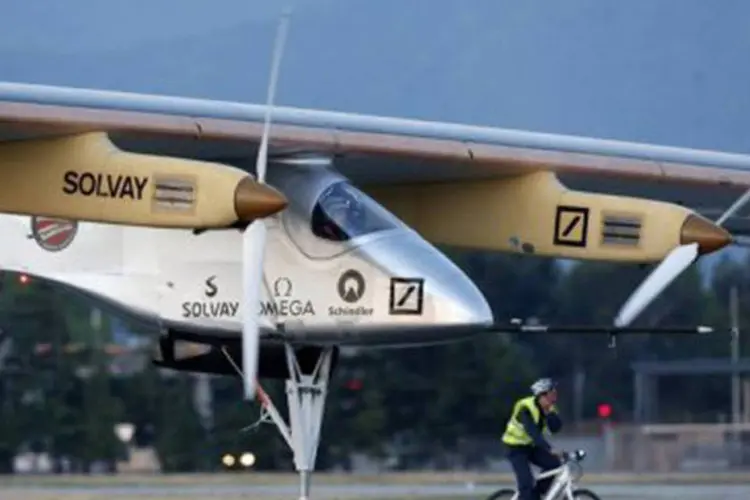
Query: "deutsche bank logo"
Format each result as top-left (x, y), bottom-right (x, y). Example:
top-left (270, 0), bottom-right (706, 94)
top-left (389, 277), bottom-right (424, 315)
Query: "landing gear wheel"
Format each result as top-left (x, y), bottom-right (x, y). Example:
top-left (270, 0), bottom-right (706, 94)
top-left (572, 488), bottom-right (602, 500)
top-left (484, 488), bottom-right (516, 500)
top-left (222, 343), bottom-right (335, 500)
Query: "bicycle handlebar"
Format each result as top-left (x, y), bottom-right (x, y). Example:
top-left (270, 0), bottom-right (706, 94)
top-left (561, 449), bottom-right (587, 463)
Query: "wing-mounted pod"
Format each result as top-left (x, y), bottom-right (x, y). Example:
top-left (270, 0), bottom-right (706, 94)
top-left (0, 132), bottom-right (286, 228)
top-left (366, 170), bottom-right (730, 264)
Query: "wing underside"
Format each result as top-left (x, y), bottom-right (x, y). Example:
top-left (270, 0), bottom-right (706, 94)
top-left (1, 82), bottom-right (750, 233)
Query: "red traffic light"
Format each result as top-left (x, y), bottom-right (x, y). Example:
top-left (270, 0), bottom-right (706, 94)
top-left (18, 274), bottom-right (30, 285)
top-left (345, 379), bottom-right (363, 391)
top-left (597, 403), bottom-right (612, 419)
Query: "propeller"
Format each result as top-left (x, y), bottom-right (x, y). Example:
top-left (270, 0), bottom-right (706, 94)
top-left (241, 9), bottom-right (291, 400)
top-left (614, 243), bottom-right (699, 328)
top-left (614, 190), bottom-right (747, 328)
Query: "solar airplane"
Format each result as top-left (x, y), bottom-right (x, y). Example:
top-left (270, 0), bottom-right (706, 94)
top-left (1, 14), bottom-right (750, 499)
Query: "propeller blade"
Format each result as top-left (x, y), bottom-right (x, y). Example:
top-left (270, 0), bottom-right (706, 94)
top-left (241, 220), bottom-right (267, 400)
top-left (255, 8), bottom-right (291, 184)
top-left (614, 186), bottom-right (742, 329)
top-left (241, 10), bottom-right (291, 401)
top-left (716, 187), bottom-right (750, 227)
top-left (614, 243), bottom-right (699, 328)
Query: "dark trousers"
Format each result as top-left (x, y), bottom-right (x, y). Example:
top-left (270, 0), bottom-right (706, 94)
top-left (506, 445), bottom-right (561, 500)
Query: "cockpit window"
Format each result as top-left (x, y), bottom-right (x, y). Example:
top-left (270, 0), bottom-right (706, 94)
top-left (311, 181), bottom-right (401, 242)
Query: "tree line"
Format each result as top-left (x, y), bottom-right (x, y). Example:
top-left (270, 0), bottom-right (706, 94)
top-left (0, 249), bottom-right (747, 472)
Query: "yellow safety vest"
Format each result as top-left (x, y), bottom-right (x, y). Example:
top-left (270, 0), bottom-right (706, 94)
top-left (502, 396), bottom-right (548, 446)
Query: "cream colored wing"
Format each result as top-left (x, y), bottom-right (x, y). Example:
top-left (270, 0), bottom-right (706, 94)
top-left (0, 81), bottom-right (747, 262)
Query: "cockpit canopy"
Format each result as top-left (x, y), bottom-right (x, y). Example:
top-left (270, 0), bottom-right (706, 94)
top-left (310, 181), bottom-right (401, 242)
top-left (277, 174), bottom-right (406, 260)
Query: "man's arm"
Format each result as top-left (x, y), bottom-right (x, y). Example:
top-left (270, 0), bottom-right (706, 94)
top-left (517, 408), bottom-right (552, 451)
top-left (547, 410), bottom-right (563, 434)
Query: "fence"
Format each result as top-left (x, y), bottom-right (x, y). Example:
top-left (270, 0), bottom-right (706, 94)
top-left (604, 422), bottom-right (750, 473)
top-left (478, 422), bottom-right (750, 474)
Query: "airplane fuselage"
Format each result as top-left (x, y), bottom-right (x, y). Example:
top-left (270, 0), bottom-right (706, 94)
top-left (0, 164), bottom-right (493, 347)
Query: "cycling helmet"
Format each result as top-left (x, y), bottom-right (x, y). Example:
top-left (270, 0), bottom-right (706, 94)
top-left (531, 378), bottom-right (556, 396)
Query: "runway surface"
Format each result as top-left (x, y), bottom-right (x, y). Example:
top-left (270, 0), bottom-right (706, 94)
top-left (0, 483), bottom-right (747, 499)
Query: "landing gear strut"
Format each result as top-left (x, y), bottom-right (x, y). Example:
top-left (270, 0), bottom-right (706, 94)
top-left (222, 344), bottom-right (335, 500)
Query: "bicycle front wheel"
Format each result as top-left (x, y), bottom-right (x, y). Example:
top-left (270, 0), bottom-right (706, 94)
top-left (572, 488), bottom-right (602, 500)
top-left (484, 487), bottom-right (516, 500)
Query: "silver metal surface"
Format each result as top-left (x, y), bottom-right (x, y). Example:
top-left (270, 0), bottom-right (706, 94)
top-left (3, 81), bottom-right (750, 170)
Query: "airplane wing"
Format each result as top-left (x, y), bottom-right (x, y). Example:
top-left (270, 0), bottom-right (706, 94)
top-left (2, 82), bottom-right (750, 235)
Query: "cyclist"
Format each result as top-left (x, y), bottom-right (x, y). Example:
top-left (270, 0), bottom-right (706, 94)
top-left (501, 378), bottom-right (563, 500)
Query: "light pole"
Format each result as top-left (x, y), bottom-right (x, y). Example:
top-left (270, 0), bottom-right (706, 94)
top-left (730, 286), bottom-right (741, 425)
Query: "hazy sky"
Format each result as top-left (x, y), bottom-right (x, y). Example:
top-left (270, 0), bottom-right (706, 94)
top-left (3, 0), bottom-right (749, 155)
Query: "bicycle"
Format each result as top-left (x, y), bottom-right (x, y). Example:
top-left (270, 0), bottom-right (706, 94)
top-left (485, 449), bottom-right (601, 500)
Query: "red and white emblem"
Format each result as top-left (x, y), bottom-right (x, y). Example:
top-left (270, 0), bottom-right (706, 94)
top-left (30, 216), bottom-right (78, 252)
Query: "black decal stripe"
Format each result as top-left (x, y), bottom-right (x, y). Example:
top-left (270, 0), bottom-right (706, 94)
top-left (602, 232), bottom-right (640, 239)
top-left (154, 193), bottom-right (195, 203)
top-left (562, 216), bottom-right (581, 237)
top-left (601, 213), bottom-right (642, 246)
top-left (153, 176), bottom-right (196, 209)
top-left (604, 221), bottom-right (641, 228)
top-left (155, 183), bottom-right (195, 192)
top-left (602, 227), bottom-right (640, 236)
top-left (153, 177), bottom-right (195, 211)
top-left (396, 286), bottom-right (415, 307)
